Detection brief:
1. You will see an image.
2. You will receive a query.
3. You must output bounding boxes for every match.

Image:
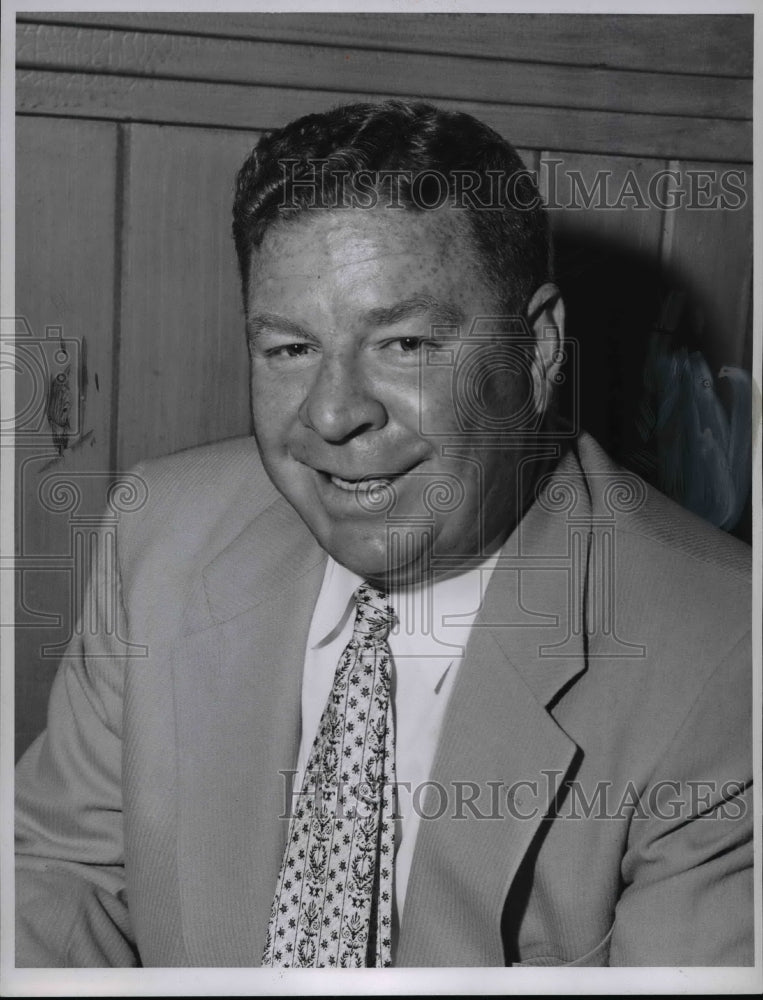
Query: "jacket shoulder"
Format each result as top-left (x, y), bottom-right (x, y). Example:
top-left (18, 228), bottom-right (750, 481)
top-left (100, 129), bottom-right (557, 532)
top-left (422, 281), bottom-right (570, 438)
top-left (113, 437), bottom-right (283, 596)
top-left (574, 432), bottom-right (750, 684)
top-left (126, 435), bottom-right (276, 530)
top-left (577, 432), bottom-right (750, 584)
top-left (136, 435), bottom-right (272, 503)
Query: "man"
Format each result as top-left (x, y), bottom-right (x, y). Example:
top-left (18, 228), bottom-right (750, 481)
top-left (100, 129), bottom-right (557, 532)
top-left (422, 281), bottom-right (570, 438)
top-left (16, 100), bottom-right (752, 967)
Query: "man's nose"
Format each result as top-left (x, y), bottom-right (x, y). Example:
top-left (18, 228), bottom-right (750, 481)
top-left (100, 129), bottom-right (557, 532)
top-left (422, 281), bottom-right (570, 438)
top-left (298, 354), bottom-right (387, 443)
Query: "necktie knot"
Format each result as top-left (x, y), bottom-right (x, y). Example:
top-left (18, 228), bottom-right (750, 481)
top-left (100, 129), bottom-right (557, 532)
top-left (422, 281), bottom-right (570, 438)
top-left (352, 583), bottom-right (396, 642)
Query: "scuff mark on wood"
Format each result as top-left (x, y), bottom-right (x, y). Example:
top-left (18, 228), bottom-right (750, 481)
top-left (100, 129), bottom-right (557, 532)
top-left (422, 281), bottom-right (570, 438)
top-left (70, 428), bottom-right (95, 453)
top-left (46, 365), bottom-right (72, 455)
top-left (38, 428), bottom-right (96, 474)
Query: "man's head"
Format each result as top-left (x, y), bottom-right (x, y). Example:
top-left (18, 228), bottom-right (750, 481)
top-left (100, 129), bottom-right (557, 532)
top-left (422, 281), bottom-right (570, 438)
top-left (233, 100), bottom-right (549, 318)
top-left (233, 100), bottom-right (564, 588)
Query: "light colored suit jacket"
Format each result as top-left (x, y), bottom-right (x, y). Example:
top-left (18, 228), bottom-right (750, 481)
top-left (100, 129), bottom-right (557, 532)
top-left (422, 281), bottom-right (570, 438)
top-left (15, 432), bottom-right (753, 967)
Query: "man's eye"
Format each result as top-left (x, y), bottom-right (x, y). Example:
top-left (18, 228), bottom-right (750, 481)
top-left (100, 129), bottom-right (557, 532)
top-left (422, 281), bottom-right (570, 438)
top-left (392, 337), bottom-right (424, 353)
top-left (268, 343), bottom-right (312, 358)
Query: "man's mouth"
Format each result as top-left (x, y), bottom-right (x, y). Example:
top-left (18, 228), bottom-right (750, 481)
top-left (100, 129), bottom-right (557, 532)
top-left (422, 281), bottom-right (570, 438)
top-left (327, 472), bottom-right (403, 493)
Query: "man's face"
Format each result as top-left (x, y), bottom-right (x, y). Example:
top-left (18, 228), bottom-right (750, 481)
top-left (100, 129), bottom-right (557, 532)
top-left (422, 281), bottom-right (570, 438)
top-left (247, 206), bottom-right (543, 588)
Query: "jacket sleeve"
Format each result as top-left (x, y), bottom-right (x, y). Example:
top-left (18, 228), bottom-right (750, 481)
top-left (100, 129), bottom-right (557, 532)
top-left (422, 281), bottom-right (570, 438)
top-left (609, 631), bottom-right (754, 966)
top-left (15, 519), bottom-right (140, 967)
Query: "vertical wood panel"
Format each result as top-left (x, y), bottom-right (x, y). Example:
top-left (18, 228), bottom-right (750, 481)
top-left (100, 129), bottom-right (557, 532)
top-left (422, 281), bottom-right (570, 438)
top-left (117, 125), bottom-right (258, 468)
top-left (659, 161), bottom-right (752, 371)
top-left (15, 117), bottom-right (118, 758)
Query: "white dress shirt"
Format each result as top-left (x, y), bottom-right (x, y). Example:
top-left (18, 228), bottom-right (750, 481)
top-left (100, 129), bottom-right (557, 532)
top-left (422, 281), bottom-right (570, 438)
top-left (294, 552), bottom-right (499, 931)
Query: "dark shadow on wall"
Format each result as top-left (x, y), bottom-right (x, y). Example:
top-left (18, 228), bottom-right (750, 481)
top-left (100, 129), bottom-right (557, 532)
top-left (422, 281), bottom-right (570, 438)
top-left (552, 232), bottom-right (752, 546)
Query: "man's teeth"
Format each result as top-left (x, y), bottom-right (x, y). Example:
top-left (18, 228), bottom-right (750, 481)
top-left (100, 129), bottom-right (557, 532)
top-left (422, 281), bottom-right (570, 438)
top-left (330, 475), bottom-right (393, 492)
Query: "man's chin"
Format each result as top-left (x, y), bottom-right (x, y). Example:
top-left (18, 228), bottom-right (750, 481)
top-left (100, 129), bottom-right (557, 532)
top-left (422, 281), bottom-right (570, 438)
top-left (321, 530), bottom-right (433, 591)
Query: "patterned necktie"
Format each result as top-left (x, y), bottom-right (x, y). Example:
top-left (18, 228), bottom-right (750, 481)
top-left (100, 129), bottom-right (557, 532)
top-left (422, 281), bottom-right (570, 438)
top-left (262, 583), bottom-right (397, 968)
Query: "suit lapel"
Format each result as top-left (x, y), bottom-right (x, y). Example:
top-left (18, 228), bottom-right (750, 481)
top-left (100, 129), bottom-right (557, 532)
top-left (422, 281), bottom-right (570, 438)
top-left (172, 496), bottom-right (326, 965)
top-left (397, 445), bottom-right (591, 966)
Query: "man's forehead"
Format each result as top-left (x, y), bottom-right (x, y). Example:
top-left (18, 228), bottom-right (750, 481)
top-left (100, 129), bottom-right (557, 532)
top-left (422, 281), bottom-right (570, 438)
top-left (246, 206), bottom-right (489, 326)
top-left (254, 203), bottom-right (476, 267)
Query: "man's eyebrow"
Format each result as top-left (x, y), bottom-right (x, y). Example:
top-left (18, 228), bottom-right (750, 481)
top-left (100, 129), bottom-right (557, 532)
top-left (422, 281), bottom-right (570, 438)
top-left (364, 295), bottom-right (465, 329)
top-left (246, 296), bottom-right (465, 340)
top-left (246, 312), bottom-right (313, 341)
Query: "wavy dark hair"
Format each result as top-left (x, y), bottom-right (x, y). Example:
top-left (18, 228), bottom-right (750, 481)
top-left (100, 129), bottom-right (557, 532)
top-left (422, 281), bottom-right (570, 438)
top-left (232, 100), bottom-right (550, 316)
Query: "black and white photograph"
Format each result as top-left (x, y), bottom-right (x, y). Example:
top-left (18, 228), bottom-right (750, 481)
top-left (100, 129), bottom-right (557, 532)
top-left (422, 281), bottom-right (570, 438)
top-left (2, 1), bottom-right (760, 994)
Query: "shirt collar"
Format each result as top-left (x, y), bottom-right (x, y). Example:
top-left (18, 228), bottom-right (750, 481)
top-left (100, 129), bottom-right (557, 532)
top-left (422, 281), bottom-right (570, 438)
top-left (308, 557), bottom-right (364, 650)
top-left (308, 552), bottom-right (500, 654)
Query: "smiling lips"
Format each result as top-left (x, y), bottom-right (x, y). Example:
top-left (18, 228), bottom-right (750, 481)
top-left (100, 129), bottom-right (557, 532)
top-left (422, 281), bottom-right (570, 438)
top-left (328, 471), bottom-right (405, 493)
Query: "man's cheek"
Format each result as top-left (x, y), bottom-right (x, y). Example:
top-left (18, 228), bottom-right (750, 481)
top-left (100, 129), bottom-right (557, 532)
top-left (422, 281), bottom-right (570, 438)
top-left (416, 383), bottom-right (461, 439)
top-left (251, 394), bottom-right (291, 436)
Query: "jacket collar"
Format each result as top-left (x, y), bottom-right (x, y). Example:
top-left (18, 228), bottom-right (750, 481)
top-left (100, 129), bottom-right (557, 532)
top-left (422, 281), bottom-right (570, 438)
top-left (488, 441), bottom-right (592, 706)
top-left (194, 492), bottom-right (327, 629)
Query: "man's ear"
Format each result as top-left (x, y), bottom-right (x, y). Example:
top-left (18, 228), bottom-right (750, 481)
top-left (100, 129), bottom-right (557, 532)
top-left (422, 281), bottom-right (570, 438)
top-left (526, 282), bottom-right (565, 418)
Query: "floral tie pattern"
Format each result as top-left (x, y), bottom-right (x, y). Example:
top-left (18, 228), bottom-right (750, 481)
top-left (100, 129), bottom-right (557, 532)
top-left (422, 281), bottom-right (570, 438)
top-left (262, 584), bottom-right (397, 968)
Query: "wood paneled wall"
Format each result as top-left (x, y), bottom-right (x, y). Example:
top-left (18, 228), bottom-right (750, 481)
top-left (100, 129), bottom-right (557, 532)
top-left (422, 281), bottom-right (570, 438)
top-left (14, 12), bottom-right (753, 756)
